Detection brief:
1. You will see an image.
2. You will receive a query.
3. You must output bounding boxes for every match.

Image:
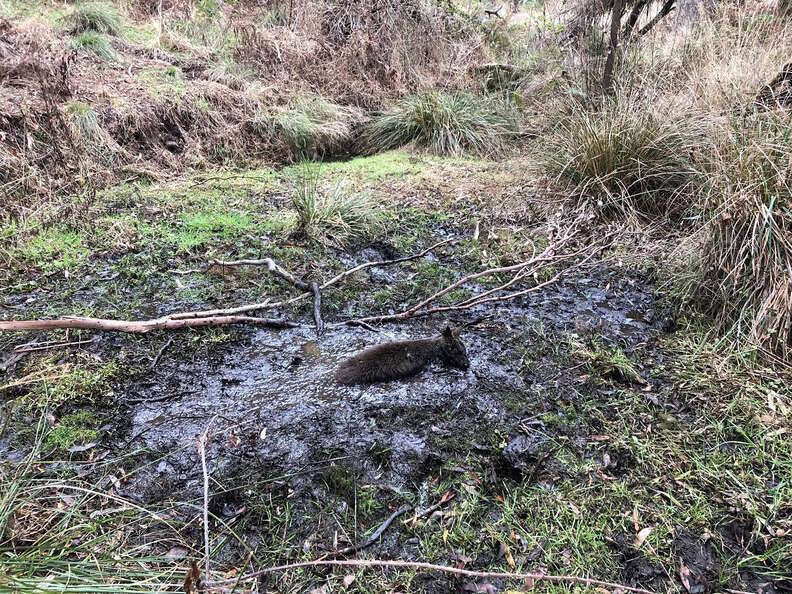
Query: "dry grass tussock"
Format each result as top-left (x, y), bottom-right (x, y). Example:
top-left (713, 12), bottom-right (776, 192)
top-left (673, 6), bottom-right (792, 355)
top-left (542, 2), bottom-right (792, 355)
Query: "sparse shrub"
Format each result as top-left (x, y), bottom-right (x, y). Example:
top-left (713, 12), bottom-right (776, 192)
top-left (363, 91), bottom-right (517, 156)
top-left (273, 96), bottom-right (361, 160)
top-left (70, 30), bottom-right (118, 61)
top-left (291, 167), bottom-right (383, 245)
top-left (697, 113), bottom-right (792, 354)
top-left (65, 2), bottom-right (122, 36)
top-left (546, 93), bottom-right (707, 218)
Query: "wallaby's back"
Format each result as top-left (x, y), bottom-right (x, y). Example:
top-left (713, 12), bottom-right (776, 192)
top-left (334, 326), bottom-right (469, 385)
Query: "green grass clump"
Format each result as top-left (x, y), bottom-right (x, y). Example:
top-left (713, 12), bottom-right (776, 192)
top-left (65, 101), bottom-right (101, 141)
top-left (45, 411), bottom-right (100, 451)
top-left (272, 95), bottom-right (360, 159)
top-left (546, 94), bottom-right (707, 218)
top-left (363, 91), bottom-right (517, 156)
top-left (19, 227), bottom-right (88, 272)
top-left (69, 30), bottom-right (117, 61)
top-left (291, 167), bottom-right (383, 245)
top-left (579, 341), bottom-right (642, 383)
top-left (175, 211), bottom-right (253, 251)
top-left (696, 112), bottom-right (792, 355)
top-left (65, 1), bottom-right (121, 36)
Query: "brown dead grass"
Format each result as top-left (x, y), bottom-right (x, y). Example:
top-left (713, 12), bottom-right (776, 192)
top-left (0, 0), bottom-right (483, 215)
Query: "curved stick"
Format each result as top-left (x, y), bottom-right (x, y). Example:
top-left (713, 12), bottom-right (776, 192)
top-left (204, 558), bottom-right (655, 594)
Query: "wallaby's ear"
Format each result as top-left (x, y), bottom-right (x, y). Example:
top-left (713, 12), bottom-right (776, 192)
top-left (443, 325), bottom-right (460, 339)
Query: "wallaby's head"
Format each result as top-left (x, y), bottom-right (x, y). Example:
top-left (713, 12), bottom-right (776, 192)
top-left (439, 325), bottom-right (469, 371)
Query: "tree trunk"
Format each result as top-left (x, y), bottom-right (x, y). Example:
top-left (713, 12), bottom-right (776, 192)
top-left (602, 0), bottom-right (625, 95)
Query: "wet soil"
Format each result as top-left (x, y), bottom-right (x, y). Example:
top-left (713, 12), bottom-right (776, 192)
top-left (110, 265), bottom-right (663, 503)
top-left (9, 244), bottom-right (787, 593)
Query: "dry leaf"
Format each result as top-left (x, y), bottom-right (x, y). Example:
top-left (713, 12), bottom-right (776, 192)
top-left (634, 527), bottom-right (653, 549)
top-left (343, 574), bottom-right (356, 587)
top-left (679, 558), bottom-right (706, 594)
top-left (499, 541), bottom-right (516, 569)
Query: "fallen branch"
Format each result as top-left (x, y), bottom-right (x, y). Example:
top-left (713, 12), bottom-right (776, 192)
top-left (329, 504), bottom-right (411, 557)
top-left (0, 240), bottom-right (457, 334)
top-left (343, 232), bottom-right (609, 326)
top-left (0, 316), bottom-right (299, 334)
top-left (203, 559), bottom-right (654, 594)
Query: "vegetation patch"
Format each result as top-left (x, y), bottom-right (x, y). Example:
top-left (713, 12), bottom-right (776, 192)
top-left (25, 359), bottom-right (118, 409)
top-left (64, 1), bottom-right (121, 36)
top-left (291, 167), bottom-right (384, 246)
top-left (69, 30), bottom-right (118, 61)
top-left (695, 112), bottom-right (792, 355)
top-left (176, 211), bottom-right (253, 252)
top-left (17, 227), bottom-right (88, 273)
top-left (270, 95), bottom-right (363, 160)
top-left (139, 66), bottom-right (187, 99)
top-left (45, 411), bottom-right (101, 451)
top-left (546, 93), bottom-right (707, 218)
top-left (364, 91), bottom-right (518, 156)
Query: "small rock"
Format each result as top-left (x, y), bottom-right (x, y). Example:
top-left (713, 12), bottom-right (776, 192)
top-left (500, 433), bottom-right (550, 479)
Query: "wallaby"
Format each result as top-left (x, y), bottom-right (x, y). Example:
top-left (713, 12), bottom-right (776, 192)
top-left (334, 326), bottom-right (470, 385)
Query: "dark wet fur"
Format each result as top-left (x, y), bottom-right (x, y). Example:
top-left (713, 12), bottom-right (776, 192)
top-left (334, 326), bottom-right (469, 385)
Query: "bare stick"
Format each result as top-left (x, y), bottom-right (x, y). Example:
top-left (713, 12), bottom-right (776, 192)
top-left (319, 238), bottom-right (457, 290)
top-left (329, 505), bottom-right (411, 557)
top-left (172, 258), bottom-right (309, 291)
top-left (12, 338), bottom-right (94, 353)
top-left (0, 316), bottom-right (299, 334)
top-left (204, 559), bottom-right (654, 594)
top-left (198, 418), bottom-right (216, 585)
top-left (343, 234), bottom-right (610, 326)
top-left (149, 337), bottom-right (174, 370)
top-left (311, 281), bottom-right (324, 336)
top-left (0, 240), bottom-right (457, 334)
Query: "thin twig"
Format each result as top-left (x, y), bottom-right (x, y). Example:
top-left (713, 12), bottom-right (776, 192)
top-left (328, 504), bottom-right (411, 557)
top-left (12, 338), bottom-right (94, 353)
top-left (311, 281), bottom-right (324, 336)
top-left (149, 337), bottom-right (174, 370)
top-left (318, 238), bottom-right (458, 290)
top-left (198, 417), bottom-right (217, 586)
top-left (406, 490), bottom-right (456, 526)
top-left (343, 233), bottom-right (611, 326)
top-left (172, 258), bottom-right (310, 291)
top-left (203, 559), bottom-right (655, 594)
